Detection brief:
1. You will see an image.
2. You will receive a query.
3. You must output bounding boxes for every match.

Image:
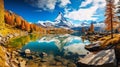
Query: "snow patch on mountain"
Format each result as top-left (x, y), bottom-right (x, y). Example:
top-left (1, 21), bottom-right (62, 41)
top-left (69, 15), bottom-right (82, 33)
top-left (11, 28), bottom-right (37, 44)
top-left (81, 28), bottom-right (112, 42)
top-left (55, 12), bottom-right (74, 28)
top-left (37, 21), bottom-right (54, 27)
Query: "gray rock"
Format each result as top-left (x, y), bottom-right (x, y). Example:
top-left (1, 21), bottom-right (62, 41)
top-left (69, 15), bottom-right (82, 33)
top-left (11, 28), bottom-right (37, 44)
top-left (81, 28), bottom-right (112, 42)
top-left (41, 52), bottom-right (48, 57)
top-left (41, 57), bottom-right (48, 62)
top-left (78, 49), bottom-right (116, 67)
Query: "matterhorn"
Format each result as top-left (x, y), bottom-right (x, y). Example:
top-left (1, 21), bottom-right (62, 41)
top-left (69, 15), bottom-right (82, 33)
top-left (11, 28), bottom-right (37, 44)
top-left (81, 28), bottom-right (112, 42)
top-left (55, 12), bottom-right (73, 28)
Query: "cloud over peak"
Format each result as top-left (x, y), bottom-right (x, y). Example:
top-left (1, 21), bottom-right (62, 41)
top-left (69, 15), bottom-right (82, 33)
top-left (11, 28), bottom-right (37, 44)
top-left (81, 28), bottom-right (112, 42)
top-left (59, 0), bottom-right (71, 7)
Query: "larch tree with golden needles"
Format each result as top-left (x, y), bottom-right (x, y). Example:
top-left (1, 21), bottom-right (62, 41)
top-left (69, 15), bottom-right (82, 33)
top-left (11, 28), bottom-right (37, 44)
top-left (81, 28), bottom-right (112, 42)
top-left (21, 20), bottom-right (25, 30)
top-left (0, 0), bottom-right (5, 29)
top-left (24, 21), bottom-right (30, 32)
top-left (105, 0), bottom-right (118, 38)
top-left (89, 23), bottom-right (94, 33)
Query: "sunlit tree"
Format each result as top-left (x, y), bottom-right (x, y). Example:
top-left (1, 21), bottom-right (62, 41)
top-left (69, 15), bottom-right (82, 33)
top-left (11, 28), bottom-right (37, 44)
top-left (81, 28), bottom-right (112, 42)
top-left (24, 21), bottom-right (30, 32)
top-left (21, 20), bottom-right (25, 30)
top-left (105, 0), bottom-right (117, 38)
top-left (89, 23), bottom-right (94, 33)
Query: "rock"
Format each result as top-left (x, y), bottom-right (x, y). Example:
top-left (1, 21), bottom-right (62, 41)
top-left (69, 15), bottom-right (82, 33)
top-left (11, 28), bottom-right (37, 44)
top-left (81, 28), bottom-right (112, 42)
top-left (34, 57), bottom-right (41, 63)
top-left (13, 51), bottom-right (19, 56)
top-left (25, 49), bottom-right (31, 54)
top-left (67, 62), bottom-right (76, 67)
top-left (11, 53), bottom-right (16, 59)
top-left (0, 45), bottom-right (11, 67)
top-left (41, 57), bottom-right (48, 62)
top-left (10, 58), bottom-right (19, 67)
top-left (62, 59), bottom-right (69, 65)
top-left (6, 52), bottom-right (11, 58)
top-left (77, 49), bottom-right (116, 67)
top-left (56, 62), bottom-right (62, 65)
top-left (17, 49), bottom-right (22, 53)
top-left (19, 60), bottom-right (26, 67)
top-left (0, 37), bottom-right (2, 41)
top-left (9, 34), bottom-right (13, 38)
top-left (24, 49), bottom-right (32, 59)
top-left (2, 37), bottom-right (6, 42)
top-left (49, 60), bottom-right (56, 65)
top-left (14, 33), bottom-right (19, 37)
top-left (55, 56), bottom-right (62, 62)
top-left (85, 41), bottom-right (102, 52)
top-left (41, 52), bottom-right (48, 57)
top-left (6, 36), bottom-right (9, 41)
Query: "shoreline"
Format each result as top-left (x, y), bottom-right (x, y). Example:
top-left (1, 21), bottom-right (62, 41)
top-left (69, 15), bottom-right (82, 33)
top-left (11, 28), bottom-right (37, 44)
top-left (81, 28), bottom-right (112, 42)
top-left (0, 32), bottom-right (78, 67)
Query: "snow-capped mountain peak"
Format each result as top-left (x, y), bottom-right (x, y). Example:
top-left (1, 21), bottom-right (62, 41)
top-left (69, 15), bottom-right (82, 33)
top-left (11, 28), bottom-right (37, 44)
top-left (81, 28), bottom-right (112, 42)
top-left (55, 12), bottom-right (73, 28)
top-left (55, 12), bottom-right (66, 22)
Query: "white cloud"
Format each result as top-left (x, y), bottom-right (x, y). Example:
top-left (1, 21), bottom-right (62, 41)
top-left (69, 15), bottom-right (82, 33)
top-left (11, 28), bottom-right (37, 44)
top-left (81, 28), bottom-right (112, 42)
top-left (80, 0), bottom-right (92, 7)
top-left (25, 0), bottom-right (57, 10)
top-left (25, 0), bottom-right (71, 11)
top-left (64, 0), bottom-right (106, 22)
top-left (94, 23), bottom-right (105, 28)
top-left (46, 0), bottom-right (57, 10)
top-left (65, 5), bottom-right (98, 21)
top-left (59, 0), bottom-right (71, 7)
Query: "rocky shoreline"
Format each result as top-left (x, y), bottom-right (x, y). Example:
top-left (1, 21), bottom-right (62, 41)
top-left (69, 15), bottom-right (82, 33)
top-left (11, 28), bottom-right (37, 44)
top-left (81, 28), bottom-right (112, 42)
top-left (0, 33), bottom-right (78, 67)
top-left (0, 32), bottom-right (28, 67)
top-left (2, 48), bottom-right (77, 67)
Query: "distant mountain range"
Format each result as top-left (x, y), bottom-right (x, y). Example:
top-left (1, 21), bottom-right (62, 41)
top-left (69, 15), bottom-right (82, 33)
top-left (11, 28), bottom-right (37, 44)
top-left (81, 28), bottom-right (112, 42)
top-left (37, 12), bottom-right (105, 32)
top-left (37, 22), bottom-right (54, 28)
top-left (37, 12), bottom-right (73, 28)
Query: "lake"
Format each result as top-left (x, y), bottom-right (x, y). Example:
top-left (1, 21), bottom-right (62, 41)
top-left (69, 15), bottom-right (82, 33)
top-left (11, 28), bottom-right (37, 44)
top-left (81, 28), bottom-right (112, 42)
top-left (23, 34), bottom-right (90, 59)
top-left (8, 33), bottom-right (90, 61)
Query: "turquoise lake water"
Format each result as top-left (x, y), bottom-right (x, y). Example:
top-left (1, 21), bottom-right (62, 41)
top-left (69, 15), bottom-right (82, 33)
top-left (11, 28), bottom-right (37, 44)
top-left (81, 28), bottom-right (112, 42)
top-left (21, 34), bottom-right (90, 58)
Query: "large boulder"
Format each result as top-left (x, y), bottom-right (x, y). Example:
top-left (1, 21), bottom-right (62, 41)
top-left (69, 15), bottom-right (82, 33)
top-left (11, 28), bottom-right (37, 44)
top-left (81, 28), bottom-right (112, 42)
top-left (77, 49), bottom-right (116, 67)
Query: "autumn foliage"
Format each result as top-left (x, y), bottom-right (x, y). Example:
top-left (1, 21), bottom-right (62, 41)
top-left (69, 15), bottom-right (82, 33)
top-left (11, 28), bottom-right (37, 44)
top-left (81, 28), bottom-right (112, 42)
top-left (4, 10), bottom-right (46, 33)
top-left (4, 10), bottom-right (73, 34)
top-left (104, 0), bottom-right (119, 31)
top-left (89, 23), bottom-right (94, 33)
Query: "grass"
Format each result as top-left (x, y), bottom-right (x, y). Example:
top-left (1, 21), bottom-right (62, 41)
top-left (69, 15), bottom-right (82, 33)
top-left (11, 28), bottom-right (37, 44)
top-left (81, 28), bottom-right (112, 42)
top-left (0, 24), bottom-right (26, 37)
top-left (7, 34), bottom-right (43, 50)
top-left (97, 34), bottom-right (120, 48)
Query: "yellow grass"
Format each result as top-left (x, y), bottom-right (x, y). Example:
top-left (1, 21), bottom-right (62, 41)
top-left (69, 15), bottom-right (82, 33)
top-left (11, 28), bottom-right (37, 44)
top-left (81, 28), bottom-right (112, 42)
top-left (98, 34), bottom-right (120, 48)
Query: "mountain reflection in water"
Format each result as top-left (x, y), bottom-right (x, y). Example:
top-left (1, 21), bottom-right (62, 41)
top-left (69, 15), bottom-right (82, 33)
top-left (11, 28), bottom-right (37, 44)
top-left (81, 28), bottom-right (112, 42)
top-left (21, 34), bottom-right (90, 58)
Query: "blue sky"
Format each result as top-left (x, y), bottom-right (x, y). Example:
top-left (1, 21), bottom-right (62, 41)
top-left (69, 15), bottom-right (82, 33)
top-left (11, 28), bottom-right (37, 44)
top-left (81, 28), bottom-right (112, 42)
top-left (4, 0), bottom-right (119, 26)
